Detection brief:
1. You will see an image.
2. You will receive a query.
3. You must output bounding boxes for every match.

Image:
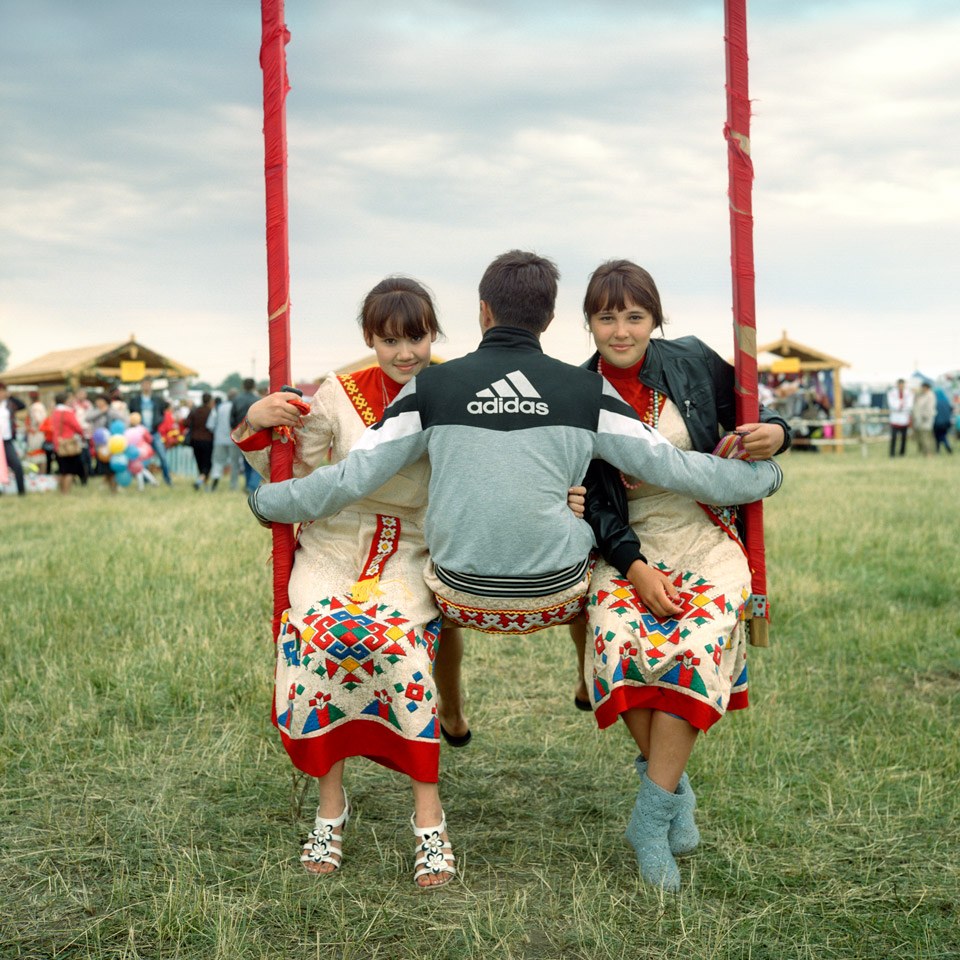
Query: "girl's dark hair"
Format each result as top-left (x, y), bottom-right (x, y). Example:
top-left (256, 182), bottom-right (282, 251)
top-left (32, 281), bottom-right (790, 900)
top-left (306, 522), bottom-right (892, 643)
top-left (583, 260), bottom-right (665, 329)
top-left (54, 391), bottom-right (68, 405)
top-left (360, 277), bottom-right (442, 342)
top-left (201, 393), bottom-right (212, 405)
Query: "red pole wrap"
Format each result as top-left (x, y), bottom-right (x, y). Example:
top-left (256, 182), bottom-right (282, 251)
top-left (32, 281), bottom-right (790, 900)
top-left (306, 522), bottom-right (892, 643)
top-left (724, 0), bottom-right (769, 645)
top-left (260, 0), bottom-right (295, 641)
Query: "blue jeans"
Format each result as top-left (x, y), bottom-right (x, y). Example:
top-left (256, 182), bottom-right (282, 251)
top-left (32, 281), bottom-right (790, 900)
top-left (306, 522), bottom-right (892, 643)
top-left (151, 431), bottom-right (172, 484)
top-left (243, 458), bottom-right (261, 493)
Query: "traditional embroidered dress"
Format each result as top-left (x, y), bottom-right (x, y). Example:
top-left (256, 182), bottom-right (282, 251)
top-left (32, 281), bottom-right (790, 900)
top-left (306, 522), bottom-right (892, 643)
top-left (588, 358), bottom-right (750, 732)
top-left (235, 367), bottom-right (442, 782)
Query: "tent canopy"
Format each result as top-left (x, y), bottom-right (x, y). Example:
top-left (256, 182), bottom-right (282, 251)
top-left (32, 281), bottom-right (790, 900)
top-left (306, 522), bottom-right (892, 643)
top-left (2, 337), bottom-right (197, 389)
top-left (752, 330), bottom-right (849, 374)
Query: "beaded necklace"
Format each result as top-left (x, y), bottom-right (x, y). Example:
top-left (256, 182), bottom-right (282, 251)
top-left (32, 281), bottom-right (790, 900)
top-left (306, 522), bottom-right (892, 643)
top-left (597, 356), bottom-right (664, 490)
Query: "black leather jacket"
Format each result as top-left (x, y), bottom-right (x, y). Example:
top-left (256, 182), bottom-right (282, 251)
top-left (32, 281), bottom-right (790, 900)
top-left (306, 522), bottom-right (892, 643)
top-left (582, 335), bottom-right (791, 575)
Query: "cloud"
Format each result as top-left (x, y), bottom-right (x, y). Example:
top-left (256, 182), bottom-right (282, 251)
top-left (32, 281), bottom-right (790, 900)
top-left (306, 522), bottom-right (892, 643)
top-left (2, 0), bottom-right (957, 387)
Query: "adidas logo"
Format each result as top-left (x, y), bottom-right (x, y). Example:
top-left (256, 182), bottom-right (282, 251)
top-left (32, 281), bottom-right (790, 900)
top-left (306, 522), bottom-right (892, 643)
top-left (467, 370), bottom-right (550, 416)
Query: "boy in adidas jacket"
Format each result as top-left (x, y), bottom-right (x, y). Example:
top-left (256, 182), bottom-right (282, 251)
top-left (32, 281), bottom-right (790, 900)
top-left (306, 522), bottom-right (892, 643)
top-left (250, 251), bottom-right (782, 589)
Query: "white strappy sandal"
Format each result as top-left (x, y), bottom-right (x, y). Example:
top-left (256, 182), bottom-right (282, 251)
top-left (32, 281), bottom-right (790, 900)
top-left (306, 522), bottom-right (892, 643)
top-left (301, 788), bottom-right (349, 874)
top-left (410, 810), bottom-right (457, 888)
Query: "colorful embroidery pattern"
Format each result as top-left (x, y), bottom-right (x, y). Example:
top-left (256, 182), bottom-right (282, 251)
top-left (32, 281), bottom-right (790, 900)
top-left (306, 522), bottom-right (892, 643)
top-left (587, 564), bottom-right (749, 731)
top-left (434, 592), bottom-right (587, 635)
top-left (359, 515), bottom-right (400, 582)
top-left (276, 601), bottom-right (442, 753)
top-left (338, 373), bottom-right (378, 427)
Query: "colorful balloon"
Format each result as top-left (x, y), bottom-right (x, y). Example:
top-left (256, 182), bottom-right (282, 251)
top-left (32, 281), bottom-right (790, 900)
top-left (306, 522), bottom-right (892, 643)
top-left (109, 454), bottom-right (128, 472)
top-left (92, 427), bottom-right (109, 446)
top-left (109, 419), bottom-right (126, 435)
top-left (108, 435), bottom-right (127, 454)
top-left (128, 459), bottom-right (143, 475)
top-left (124, 427), bottom-right (141, 446)
top-left (139, 444), bottom-right (154, 460)
top-left (125, 445), bottom-right (140, 461)
top-left (115, 469), bottom-right (133, 486)
top-left (97, 445), bottom-right (112, 462)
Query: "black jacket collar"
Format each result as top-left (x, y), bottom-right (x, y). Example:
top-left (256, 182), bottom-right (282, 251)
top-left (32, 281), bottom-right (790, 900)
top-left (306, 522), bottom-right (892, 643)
top-left (478, 325), bottom-right (543, 353)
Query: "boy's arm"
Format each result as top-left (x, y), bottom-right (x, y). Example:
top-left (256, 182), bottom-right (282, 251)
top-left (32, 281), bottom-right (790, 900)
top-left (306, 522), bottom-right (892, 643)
top-left (595, 381), bottom-right (783, 506)
top-left (249, 381), bottom-right (427, 524)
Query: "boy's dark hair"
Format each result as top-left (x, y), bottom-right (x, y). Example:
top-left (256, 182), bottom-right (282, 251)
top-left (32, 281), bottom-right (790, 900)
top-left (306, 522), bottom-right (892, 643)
top-left (242, 378), bottom-right (256, 391)
top-left (360, 277), bottom-right (442, 343)
top-left (583, 260), bottom-right (664, 329)
top-left (54, 391), bottom-right (68, 405)
top-left (478, 250), bottom-right (559, 333)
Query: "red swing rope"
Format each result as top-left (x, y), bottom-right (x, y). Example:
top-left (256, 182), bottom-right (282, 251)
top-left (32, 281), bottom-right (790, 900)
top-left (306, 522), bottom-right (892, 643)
top-left (259, 0), bottom-right (295, 641)
top-left (724, 0), bottom-right (769, 646)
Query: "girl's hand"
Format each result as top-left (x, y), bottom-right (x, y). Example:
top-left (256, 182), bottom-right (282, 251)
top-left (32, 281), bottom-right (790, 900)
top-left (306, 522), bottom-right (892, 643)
top-left (246, 393), bottom-right (306, 432)
top-left (567, 485), bottom-right (586, 519)
top-left (735, 422), bottom-right (785, 460)
top-left (626, 560), bottom-right (683, 618)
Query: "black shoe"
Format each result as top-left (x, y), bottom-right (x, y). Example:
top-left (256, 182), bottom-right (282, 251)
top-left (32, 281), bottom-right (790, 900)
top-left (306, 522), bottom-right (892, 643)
top-left (439, 723), bottom-right (472, 748)
top-left (574, 695), bottom-right (592, 712)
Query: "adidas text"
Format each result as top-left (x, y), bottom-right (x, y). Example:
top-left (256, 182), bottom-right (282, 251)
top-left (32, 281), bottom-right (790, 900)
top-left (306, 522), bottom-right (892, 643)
top-left (467, 398), bottom-right (549, 416)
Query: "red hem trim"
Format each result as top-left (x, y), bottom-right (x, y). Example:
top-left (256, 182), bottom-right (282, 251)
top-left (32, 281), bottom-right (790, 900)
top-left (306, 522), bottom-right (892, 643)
top-left (728, 690), bottom-right (749, 711)
top-left (271, 701), bottom-right (439, 782)
top-left (593, 685), bottom-right (729, 732)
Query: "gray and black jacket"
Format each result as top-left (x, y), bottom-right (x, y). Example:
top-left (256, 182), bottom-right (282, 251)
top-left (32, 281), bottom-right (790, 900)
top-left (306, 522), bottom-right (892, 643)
top-left (251, 326), bottom-right (783, 582)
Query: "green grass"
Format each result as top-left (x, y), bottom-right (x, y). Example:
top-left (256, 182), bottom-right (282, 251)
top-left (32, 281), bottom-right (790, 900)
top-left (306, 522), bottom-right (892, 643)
top-left (1, 450), bottom-right (958, 959)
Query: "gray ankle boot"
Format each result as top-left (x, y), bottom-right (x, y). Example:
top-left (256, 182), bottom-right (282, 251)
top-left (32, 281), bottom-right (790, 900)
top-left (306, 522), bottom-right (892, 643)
top-left (633, 756), bottom-right (700, 856)
top-left (624, 772), bottom-right (682, 892)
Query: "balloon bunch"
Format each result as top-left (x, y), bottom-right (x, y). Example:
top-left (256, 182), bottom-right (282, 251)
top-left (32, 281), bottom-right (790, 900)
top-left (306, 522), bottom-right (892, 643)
top-left (92, 420), bottom-right (154, 487)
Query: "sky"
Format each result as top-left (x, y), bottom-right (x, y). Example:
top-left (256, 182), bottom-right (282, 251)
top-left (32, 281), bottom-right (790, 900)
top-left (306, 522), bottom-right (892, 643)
top-left (2, 0), bottom-right (958, 388)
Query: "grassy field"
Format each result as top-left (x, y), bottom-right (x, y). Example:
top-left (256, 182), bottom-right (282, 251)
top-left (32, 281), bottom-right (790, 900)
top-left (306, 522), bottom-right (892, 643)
top-left (1, 448), bottom-right (958, 959)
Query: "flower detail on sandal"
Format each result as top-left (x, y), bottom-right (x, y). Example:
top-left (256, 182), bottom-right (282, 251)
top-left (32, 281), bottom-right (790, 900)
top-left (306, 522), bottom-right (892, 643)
top-left (411, 811), bottom-right (456, 888)
top-left (301, 788), bottom-right (349, 874)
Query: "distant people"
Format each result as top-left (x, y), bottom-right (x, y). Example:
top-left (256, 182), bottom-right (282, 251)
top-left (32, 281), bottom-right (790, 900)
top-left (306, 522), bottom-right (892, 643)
top-left (887, 379), bottom-right (912, 457)
top-left (0, 382), bottom-right (26, 496)
top-left (51, 392), bottom-right (85, 495)
top-left (127, 377), bottom-right (173, 485)
top-left (933, 387), bottom-right (953, 454)
top-left (108, 389), bottom-right (130, 428)
top-left (230, 378), bottom-right (262, 493)
top-left (186, 393), bottom-right (215, 490)
top-left (207, 388), bottom-right (236, 491)
top-left (71, 387), bottom-right (93, 484)
top-left (912, 382), bottom-right (936, 458)
top-left (26, 391), bottom-right (49, 471)
top-left (84, 394), bottom-right (118, 493)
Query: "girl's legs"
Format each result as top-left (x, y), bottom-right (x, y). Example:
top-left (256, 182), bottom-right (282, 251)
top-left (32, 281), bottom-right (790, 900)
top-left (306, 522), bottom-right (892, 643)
top-left (305, 759), bottom-right (346, 875)
top-left (569, 614), bottom-right (589, 703)
top-left (433, 621), bottom-right (469, 738)
top-left (622, 708), bottom-right (697, 791)
top-left (411, 778), bottom-right (455, 888)
top-left (622, 707), bottom-right (698, 890)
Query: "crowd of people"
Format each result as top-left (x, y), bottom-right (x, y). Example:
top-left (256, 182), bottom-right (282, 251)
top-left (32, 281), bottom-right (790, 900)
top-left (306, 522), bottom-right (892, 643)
top-left (0, 376), bottom-right (264, 495)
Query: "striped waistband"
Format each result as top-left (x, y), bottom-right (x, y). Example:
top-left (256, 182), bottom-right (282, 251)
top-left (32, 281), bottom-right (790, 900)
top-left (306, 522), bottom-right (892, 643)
top-left (432, 557), bottom-right (591, 598)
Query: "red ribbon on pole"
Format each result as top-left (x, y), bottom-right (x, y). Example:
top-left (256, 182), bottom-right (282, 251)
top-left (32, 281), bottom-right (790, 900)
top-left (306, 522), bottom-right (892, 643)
top-left (260, 0), bottom-right (295, 641)
top-left (724, 0), bottom-right (769, 646)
